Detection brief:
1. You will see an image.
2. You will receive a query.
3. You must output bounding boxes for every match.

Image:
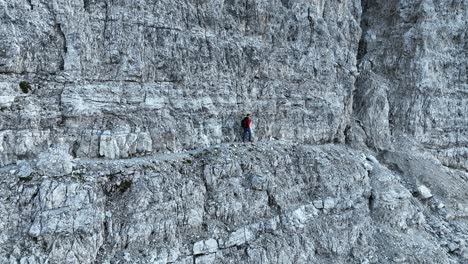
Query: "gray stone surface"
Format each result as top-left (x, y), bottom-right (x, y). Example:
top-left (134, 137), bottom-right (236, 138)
top-left (0, 0), bottom-right (362, 166)
top-left (418, 185), bottom-right (433, 199)
top-left (0, 0), bottom-right (467, 263)
top-left (355, 0), bottom-right (468, 169)
top-left (193, 238), bottom-right (218, 255)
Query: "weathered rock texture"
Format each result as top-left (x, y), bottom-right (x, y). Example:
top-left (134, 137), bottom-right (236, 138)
top-left (354, 0), bottom-right (468, 169)
top-left (0, 0), bottom-right (467, 263)
top-left (0, 0), bottom-right (362, 164)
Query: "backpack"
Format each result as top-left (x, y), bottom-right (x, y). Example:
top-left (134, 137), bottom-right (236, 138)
top-left (241, 117), bottom-right (248, 128)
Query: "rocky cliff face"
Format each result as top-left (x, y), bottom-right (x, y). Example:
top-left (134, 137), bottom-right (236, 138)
top-left (0, 0), bottom-right (467, 263)
top-left (354, 0), bottom-right (467, 170)
top-left (0, 0), bottom-right (361, 163)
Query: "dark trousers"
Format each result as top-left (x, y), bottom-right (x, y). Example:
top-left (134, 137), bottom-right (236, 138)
top-left (242, 128), bottom-right (252, 142)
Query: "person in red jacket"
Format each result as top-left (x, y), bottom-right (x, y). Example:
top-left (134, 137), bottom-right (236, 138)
top-left (241, 114), bottom-right (253, 143)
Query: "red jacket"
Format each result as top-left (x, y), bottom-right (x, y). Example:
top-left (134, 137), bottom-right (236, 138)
top-left (246, 117), bottom-right (251, 128)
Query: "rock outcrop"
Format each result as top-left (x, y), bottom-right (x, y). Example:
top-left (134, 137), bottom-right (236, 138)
top-left (0, 0), bottom-right (362, 165)
top-left (0, 0), bottom-right (467, 263)
top-left (354, 0), bottom-right (468, 169)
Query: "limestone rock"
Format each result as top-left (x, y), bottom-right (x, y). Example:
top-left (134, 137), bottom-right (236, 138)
top-left (313, 199), bottom-right (324, 209)
top-left (0, 0), bottom-right (467, 263)
top-left (357, 0), bottom-right (468, 170)
top-left (0, 96), bottom-right (15, 109)
top-left (250, 174), bottom-right (268, 191)
top-left (417, 185), bottom-right (433, 199)
top-left (323, 198), bottom-right (336, 210)
top-left (99, 130), bottom-right (152, 159)
top-left (16, 160), bottom-right (32, 178)
top-left (195, 253), bottom-right (216, 264)
top-left (225, 227), bottom-right (255, 248)
top-left (35, 148), bottom-right (73, 177)
top-left (193, 239), bottom-right (218, 255)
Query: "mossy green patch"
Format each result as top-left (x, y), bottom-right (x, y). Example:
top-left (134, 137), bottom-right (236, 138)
top-left (19, 176), bottom-right (33, 182)
top-left (19, 81), bottom-right (31, 93)
top-left (118, 179), bottom-right (132, 193)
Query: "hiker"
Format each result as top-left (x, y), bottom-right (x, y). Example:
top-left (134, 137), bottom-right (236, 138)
top-left (241, 114), bottom-right (253, 144)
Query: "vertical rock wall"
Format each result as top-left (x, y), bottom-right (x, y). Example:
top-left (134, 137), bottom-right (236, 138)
top-left (1, 0), bottom-right (468, 263)
top-left (0, 0), bottom-right (362, 164)
top-left (355, 0), bottom-right (467, 169)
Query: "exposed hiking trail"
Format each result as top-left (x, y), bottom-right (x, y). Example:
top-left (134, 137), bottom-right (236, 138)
top-left (1, 0), bottom-right (467, 263)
